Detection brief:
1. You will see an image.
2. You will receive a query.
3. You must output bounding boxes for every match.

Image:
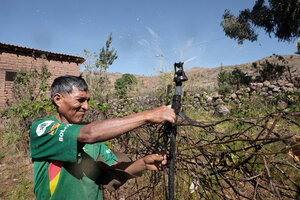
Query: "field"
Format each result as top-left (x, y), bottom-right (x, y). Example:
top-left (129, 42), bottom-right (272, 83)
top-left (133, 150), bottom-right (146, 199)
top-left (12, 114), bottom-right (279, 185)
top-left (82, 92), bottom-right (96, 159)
top-left (0, 54), bottom-right (299, 199)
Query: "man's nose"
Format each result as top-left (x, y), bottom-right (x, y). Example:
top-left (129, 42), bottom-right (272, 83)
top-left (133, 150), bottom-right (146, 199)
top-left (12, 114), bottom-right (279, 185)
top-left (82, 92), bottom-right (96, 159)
top-left (82, 100), bottom-right (89, 111)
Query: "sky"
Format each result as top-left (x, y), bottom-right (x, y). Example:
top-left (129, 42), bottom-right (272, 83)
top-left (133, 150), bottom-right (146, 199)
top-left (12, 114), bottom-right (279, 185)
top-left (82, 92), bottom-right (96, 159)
top-left (0, 0), bottom-right (298, 75)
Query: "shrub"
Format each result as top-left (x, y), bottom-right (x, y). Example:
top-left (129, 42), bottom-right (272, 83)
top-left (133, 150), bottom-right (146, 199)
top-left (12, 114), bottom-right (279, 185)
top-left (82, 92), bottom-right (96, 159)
top-left (217, 67), bottom-right (232, 95)
top-left (114, 73), bottom-right (137, 98)
top-left (1, 65), bottom-right (55, 152)
top-left (230, 68), bottom-right (252, 90)
top-left (252, 55), bottom-right (288, 82)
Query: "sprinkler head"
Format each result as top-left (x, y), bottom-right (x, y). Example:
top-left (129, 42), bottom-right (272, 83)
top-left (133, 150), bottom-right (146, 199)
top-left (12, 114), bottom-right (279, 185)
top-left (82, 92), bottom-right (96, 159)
top-left (173, 62), bottom-right (188, 84)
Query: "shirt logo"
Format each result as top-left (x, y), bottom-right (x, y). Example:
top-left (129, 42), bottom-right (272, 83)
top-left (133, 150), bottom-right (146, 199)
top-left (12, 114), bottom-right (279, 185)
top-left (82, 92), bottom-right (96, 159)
top-left (106, 149), bottom-right (111, 154)
top-left (48, 123), bottom-right (60, 135)
top-left (59, 124), bottom-right (72, 142)
top-left (36, 120), bottom-right (54, 136)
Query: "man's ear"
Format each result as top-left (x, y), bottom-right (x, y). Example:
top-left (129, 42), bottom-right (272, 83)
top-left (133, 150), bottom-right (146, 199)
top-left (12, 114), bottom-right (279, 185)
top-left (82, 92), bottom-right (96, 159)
top-left (53, 93), bottom-right (63, 107)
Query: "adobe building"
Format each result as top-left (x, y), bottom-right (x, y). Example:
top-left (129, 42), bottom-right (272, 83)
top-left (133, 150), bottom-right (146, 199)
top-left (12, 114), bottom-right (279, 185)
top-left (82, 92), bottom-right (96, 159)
top-left (0, 42), bottom-right (85, 109)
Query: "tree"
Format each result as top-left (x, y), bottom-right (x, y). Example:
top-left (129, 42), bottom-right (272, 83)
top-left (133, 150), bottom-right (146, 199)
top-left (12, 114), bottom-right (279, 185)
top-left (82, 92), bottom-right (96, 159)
top-left (82, 33), bottom-right (118, 103)
top-left (217, 67), bottom-right (252, 94)
top-left (97, 32), bottom-right (118, 71)
top-left (83, 32), bottom-right (118, 72)
top-left (217, 67), bottom-right (232, 95)
top-left (230, 68), bottom-right (252, 91)
top-left (221, 0), bottom-right (300, 44)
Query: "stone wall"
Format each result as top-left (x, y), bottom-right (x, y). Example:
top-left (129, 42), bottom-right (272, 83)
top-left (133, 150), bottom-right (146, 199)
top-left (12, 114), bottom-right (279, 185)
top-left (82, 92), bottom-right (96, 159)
top-left (104, 78), bottom-right (299, 117)
top-left (250, 80), bottom-right (298, 98)
top-left (192, 78), bottom-right (299, 116)
top-left (107, 96), bottom-right (161, 114)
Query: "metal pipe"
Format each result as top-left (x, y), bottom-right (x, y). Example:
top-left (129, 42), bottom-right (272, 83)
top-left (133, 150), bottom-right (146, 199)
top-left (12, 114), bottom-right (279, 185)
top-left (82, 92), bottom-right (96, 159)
top-left (167, 62), bottom-right (188, 200)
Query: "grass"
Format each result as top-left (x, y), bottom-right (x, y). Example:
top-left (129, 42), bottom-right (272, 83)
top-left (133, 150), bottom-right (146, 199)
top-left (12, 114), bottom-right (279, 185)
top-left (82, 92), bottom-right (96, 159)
top-left (0, 151), bottom-right (3, 163)
top-left (0, 128), bottom-right (34, 200)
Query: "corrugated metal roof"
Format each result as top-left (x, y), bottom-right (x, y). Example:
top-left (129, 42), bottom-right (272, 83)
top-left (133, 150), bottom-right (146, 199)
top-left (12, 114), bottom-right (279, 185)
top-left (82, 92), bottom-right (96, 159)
top-left (0, 42), bottom-right (85, 64)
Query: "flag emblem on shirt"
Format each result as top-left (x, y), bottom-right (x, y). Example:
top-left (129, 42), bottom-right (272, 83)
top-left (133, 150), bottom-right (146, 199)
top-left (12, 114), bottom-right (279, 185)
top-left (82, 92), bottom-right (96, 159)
top-left (48, 123), bottom-right (60, 135)
top-left (49, 160), bottom-right (62, 196)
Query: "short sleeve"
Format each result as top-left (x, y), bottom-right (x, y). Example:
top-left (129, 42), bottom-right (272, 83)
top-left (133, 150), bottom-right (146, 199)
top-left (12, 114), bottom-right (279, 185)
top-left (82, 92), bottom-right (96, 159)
top-left (30, 118), bottom-right (83, 162)
top-left (99, 143), bottom-right (118, 166)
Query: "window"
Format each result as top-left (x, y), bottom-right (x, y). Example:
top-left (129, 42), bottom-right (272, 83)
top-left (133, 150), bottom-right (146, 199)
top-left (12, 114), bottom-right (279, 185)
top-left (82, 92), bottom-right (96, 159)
top-left (5, 71), bottom-right (17, 81)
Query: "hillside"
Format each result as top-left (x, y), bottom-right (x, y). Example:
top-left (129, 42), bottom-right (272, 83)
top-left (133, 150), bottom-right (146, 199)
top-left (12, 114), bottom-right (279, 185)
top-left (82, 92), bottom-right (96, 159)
top-left (99, 54), bottom-right (300, 94)
top-left (185, 54), bottom-right (300, 91)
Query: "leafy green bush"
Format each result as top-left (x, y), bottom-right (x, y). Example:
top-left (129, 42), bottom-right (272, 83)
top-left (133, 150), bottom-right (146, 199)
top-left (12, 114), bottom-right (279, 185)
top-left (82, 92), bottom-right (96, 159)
top-left (230, 68), bottom-right (252, 90)
top-left (217, 67), bottom-right (252, 95)
top-left (252, 55), bottom-right (290, 82)
top-left (252, 60), bottom-right (287, 82)
top-left (114, 73), bottom-right (137, 98)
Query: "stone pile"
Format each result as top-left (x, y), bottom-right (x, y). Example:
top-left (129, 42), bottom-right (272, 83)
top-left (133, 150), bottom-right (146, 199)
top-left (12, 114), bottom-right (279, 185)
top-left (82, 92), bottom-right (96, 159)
top-left (108, 96), bottom-right (161, 114)
top-left (192, 80), bottom-right (299, 116)
top-left (105, 79), bottom-right (299, 117)
top-left (250, 80), bottom-right (297, 98)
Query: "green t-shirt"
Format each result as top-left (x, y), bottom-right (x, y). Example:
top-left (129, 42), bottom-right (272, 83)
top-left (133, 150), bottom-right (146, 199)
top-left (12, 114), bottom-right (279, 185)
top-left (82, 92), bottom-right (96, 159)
top-left (30, 115), bottom-right (118, 200)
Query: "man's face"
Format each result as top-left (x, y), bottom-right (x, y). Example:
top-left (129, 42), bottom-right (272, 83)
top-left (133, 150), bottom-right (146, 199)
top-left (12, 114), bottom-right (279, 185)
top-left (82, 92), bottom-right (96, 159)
top-left (55, 86), bottom-right (90, 124)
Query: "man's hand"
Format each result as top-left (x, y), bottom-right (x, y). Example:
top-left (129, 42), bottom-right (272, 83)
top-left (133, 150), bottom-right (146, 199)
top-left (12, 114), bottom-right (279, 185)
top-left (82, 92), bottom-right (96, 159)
top-left (101, 152), bottom-right (168, 191)
top-left (146, 106), bottom-right (176, 125)
top-left (113, 153), bottom-right (167, 178)
top-left (143, 153), bottom-right (168, 172)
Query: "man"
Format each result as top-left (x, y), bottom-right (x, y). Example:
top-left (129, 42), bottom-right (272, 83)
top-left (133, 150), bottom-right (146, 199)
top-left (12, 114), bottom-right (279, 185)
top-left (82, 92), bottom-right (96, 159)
top-left (30, 75), bottom-right (176, 200)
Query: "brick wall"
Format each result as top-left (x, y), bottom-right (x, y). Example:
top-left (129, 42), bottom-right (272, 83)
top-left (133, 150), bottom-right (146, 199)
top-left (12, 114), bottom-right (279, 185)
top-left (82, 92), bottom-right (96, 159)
top-left (0, 52), bottom-right (81, 109)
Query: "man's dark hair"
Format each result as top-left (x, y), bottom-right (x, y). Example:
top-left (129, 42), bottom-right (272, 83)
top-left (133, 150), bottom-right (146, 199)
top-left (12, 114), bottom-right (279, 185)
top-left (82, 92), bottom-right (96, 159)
top-left (51, 75), bottom-right (88, 105)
